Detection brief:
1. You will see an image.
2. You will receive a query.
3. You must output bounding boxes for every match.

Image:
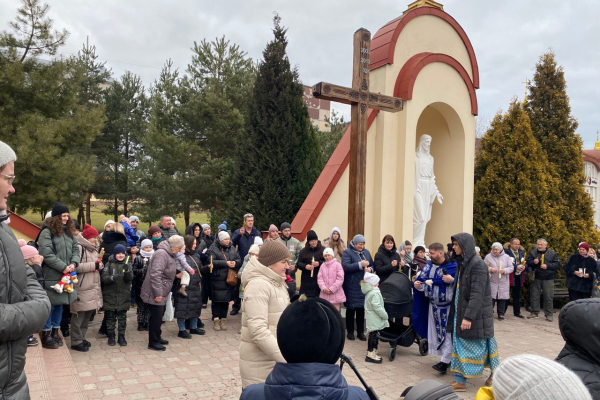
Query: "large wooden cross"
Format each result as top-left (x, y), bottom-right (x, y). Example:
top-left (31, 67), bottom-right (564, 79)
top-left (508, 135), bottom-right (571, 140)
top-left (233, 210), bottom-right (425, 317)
top-left (312, 28), bottom-right (404, 242)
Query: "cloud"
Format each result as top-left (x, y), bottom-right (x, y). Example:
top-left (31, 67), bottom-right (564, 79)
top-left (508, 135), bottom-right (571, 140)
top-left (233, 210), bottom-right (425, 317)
top-left (1, 0), bottom-right (597, 146)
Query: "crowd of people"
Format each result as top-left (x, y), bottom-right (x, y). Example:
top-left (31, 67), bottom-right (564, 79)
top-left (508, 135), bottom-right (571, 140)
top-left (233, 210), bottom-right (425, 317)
top-left (1, 139), bottom-right (599, 399)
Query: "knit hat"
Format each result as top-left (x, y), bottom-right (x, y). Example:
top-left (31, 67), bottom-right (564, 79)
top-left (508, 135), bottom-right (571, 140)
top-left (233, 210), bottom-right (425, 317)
top-left (352, 234), bottom-right (366, 244)
top-left (0, 141), bottom-right (17, 168)
top-left (51, 202), bottom-right (70, 217)
top-left (218, 221), bottom-right (227, 231)
top-left (141, 239), bottom-right (153, 249)
top-left (248, 244), bottom-right (260, 256)
top-left (579, 242), bottom-right (590, 252)
top-left (254, 236), bottom-right (264, 245)
top-left (491, 242), bottom-right (503, 250)
top-left (414, 245), bottom-right (426, 255)
top-left (268, 224), bottom-right (278, 233)
top-left (73, 220), bottom-right (81, 231)
top-left (129, 216), bottom-right (140, 223)
top-left (113, 244), bottom-right (127, 255)
top-left (306, 230), bottom-right (318, 242)
top-left (277, 294), bottom-right (345, 364)
top-left (201, 224), bottom-right (210, 231)
top-left (330, 227), bottom-right (341, 239)
top-left (104, 219), bottom-right (116, 229)
top-left (148, 225), bottom-right (161, 237)
top-left (323, 247), bottom-right (335, 258)
top-left (170, 217), bottom-right (176, 226)
top-left (280, 222), bottom-right (291, 231)
top-left (19, 239), bottom-right (39, 260)
top-left (493, 354), bottom-right (591, 400)
top-left (81, 224), bottom-right (99, 240)
top-left (218, 231), bottom-right (230, 241)
top-left (258, 239), bottom-right (290, 266)
top-left (168, 235), bottom-right (184, 248)
top-left (364, 272), bottom-right (380, 286)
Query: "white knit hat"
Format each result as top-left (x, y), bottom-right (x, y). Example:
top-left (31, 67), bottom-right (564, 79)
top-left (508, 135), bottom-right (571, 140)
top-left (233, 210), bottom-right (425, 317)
top-left (254, 236), bottom-right (264, 245)
top-left (323, 247), bottom-right (335, 258)
top-left (218, 231), bottom-right (230, 241)
top-left (493, 354), bottom-right (591, 400)
top-left (248, 244), bottom-right (260, 256)
top-left (104, 219), bottom-right (115, 229)
top-left (364, 272), bottom-right (380, 286)
top-left (0, 140), bottom-right (17, 168)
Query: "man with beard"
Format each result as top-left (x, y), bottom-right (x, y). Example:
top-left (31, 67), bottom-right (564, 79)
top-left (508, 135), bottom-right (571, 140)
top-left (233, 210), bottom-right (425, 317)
top-left (276, 222), bottom-right (300, 279)
top-left (413, 242), bottom-right (457, 375)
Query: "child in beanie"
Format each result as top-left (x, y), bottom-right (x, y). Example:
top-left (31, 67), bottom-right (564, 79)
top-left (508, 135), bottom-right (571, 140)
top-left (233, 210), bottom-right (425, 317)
top-left (19, 239), bottom-right (44, 346)
top-left (132, 239), bottom-right (154, 331)
top-left (362, 272), bottom-right (389, 364)
top-left (317, 247), bottom-right (345, 311)
top-left (101, 244), bottom-right (133, 346)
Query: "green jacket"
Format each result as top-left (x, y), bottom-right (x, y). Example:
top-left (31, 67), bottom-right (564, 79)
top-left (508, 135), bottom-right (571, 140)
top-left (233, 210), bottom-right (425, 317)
top-left (277, 236), bottom-right (302, 266)
top-left (362, 283), bottom-right (389, 333)
top-left (38, 224), bottom-right (80, 306)
top-left (101, 255), bottom-right (133, 311)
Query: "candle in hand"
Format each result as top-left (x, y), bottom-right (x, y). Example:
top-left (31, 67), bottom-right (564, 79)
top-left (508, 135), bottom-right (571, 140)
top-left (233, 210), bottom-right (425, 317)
top-left (210, 255), bottom-right (213, 273)
top-left (541, 254), bottom-right (545, 268)
top-left (311, 256), bottom-right (315, 277)
top-left (499, 261), bottom-right (502, 279)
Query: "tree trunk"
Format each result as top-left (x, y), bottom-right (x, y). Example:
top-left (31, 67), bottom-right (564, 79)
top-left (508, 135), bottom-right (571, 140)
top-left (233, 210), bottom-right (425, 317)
top-left (114, 197), bottom-right (118, 221)
top-left (124, 199), bottom-right (128, 216)
top-left (184, 205), bottom-right (190, 228)
top-left (86, 194), bottom-right (92, 225)
top-left (78, 202), bottom-right (85, 227)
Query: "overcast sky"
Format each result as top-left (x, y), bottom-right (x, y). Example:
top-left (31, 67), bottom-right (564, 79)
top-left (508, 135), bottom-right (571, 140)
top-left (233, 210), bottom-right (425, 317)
top-left (1, 0), bottom-right (598, 147)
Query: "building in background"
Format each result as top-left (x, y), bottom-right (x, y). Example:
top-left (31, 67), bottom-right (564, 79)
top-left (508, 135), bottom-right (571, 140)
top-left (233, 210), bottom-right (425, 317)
top-left (303, 85), bottom-right (330, 131)
top-left (583, 138), bottom-right (600, 229)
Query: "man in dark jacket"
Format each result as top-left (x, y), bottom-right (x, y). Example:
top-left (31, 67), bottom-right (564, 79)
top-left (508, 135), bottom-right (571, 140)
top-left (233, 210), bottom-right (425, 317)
top-left (158, 215), bottom-right (180, 239)
top-left (447, 233), bottom-right (498, 392)
top-left (525, 238), bottom-right (560, 322)
top-left (0, 140), bottom-right (51, 398)
top-left (231, 213), bottom-right (260, 315)
top-left (240, 295), bottom-right (370, 400)
top-left (505, 238), bottom-right (526, 318)
top-left (555, 299), bottom-right (600, 399)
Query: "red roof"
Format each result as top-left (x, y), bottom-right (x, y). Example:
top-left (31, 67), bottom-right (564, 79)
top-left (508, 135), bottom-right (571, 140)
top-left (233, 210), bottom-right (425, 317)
top-left (7, 210), bottom-right (41, 239)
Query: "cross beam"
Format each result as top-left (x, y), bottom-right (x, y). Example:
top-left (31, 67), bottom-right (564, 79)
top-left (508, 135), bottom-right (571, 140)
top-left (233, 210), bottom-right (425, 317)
top-left (312, 28), bottom-right (404, 242)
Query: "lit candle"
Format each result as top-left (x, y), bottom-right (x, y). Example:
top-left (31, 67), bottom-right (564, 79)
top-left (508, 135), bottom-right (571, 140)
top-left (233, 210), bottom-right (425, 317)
top-left (311, 256), bottom-right (315, 278)
top-left (499, 261), bottom-right (502, 279)
top-left (210, 255), bottom-right (213, 273)
top-left (541, 254), bottom-right (544, 267)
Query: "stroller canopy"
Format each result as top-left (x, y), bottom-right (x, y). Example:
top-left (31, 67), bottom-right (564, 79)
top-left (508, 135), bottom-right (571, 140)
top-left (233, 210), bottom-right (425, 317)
top-left (380, 271), bottom-right (412, 306)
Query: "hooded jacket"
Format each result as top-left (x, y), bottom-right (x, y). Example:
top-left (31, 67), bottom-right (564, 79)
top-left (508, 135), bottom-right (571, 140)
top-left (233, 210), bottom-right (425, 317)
top-left (362, 282), bottom-right (389, 333)
top-left (322, 227), bottom-right (347, 263)
top-left (71, 234), bottom-right (102, 314)
top-left (374, 243), bottom-right (402, 283)
top-left (185, 223), bottom-right (203, 248)
top-left (0, 214), bottom-right (51, 399)
top-left (140, 241), bottom-right (178, 306)
top-left (99, 231), bottom-right (127, 264)
top-left (447, 233), bottom-right (494, 340)
top-left (341, 241), bottom-right (374, 309)
top-left (317, 259), bottom-right (346, 304)
top-left (239, 257), bottom-right (289, 388)
top-left (207, 237), bottom-right (241, 303)
top-left (555, 299), bottom-right (600, 399)
top-left (240, 363), bottom-right (370, 400)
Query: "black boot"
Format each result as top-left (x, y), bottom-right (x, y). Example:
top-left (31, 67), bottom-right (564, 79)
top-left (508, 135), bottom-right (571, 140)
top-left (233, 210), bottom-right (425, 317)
top-left (51, 328), bottom-right (63, 347)
top-left (40, 331), bottom-right (59, 349)
top-left (189, 328), bottom-right (205, 335)
top-left (178, 330), bottom-right (192, 339)
top-left (61, 326), bottom-right (70, 338)
top-left (137, 323), bottom-right (145, 331)
top-left (432, 362), bottom-right (450, 374)
top-left (71, 342), bottom-right (89, 352)
top-left (118, 334), bottom-right (127, 346)
top-left (357, 333), bottom-right (367, 341)
top-left (107, 333), bottom-right (116, 346)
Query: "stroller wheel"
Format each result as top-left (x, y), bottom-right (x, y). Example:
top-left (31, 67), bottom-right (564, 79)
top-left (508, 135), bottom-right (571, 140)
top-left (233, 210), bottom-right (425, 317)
top-left (389, 347), bottom-right (397, 361)
top-left (419, 339), bottom-right (428, 356)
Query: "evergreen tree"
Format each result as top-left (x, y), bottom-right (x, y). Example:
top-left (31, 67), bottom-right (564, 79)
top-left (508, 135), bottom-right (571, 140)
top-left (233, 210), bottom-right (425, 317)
top-left (94, 71), bottom-right (148, 220)
top-left (0, 1), bottom-right (103, 216)
top-left (474, 100), bottom-right (570, 257)
top-left (318, 110), bottom-right (347, 164)
top-left (215, 15), bottom-right (323, 230)
top-left (527, 50), bottom-right (598, 252)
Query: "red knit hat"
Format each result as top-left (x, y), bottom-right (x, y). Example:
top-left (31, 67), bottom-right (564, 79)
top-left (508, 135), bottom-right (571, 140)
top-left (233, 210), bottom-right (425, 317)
top-left (82, 224), bottom-right (99, 240)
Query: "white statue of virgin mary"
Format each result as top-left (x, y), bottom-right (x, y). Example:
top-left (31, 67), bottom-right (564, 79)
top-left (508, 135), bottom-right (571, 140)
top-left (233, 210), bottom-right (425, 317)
top-left (413, 135), bottom-right (443, 247)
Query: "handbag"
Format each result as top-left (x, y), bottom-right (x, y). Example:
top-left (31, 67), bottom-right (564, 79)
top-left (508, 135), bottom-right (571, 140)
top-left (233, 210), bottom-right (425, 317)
top-left (222, 251), bottom-right (238, 287)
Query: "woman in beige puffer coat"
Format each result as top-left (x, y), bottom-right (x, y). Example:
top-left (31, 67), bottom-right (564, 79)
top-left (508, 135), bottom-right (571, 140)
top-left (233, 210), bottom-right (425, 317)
top-left (239, 240), bottom-right (291, 388)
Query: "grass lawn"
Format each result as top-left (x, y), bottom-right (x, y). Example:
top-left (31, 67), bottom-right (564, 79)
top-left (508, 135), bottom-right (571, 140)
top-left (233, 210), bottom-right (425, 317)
top-left (19, 204), bottom-right (209, 234)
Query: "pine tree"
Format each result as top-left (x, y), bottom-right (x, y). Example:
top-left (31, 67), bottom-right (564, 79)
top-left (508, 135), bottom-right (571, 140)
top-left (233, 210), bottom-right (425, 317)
top-left (318, 110), bottom-right (347, 164)
top-left (527, 50), bottom-right (599, 252)
top-left (215, 15), bottom-right (323, 230)
top-left (474, 100), bottom-right (570, 257)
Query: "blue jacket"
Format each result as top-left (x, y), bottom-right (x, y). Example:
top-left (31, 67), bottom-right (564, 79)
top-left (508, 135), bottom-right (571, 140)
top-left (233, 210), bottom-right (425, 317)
top-left (342, 241), bottom-right (374, 309)
top-left (120, 221), bottom-right (139, 247)
top-left (240, 363), bottom-right (370, 400)
top-left (232, 226), bottom-right (261, 260)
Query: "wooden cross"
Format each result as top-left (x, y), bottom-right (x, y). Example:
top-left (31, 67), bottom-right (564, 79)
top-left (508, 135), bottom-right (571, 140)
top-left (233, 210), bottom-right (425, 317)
top-left (312, 28), bottom-right (404, 242)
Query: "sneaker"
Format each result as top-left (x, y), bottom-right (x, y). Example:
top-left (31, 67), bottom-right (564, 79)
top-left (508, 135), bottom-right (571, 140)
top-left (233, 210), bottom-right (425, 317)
top-left (451, 382), bottom-right (467, 392)
top-left (527, 313), bottom-right (539, 319)
top-left (189, 328), bottom-right (205, 335)
top-left (178, 330), bottom-right (192, 339)
top-left (214, 318), bottom-right (221, 331)
top-left (27, 335), bottom-right (39, 346)
top-left (71, 342), bottom-right (89, 352)
top-left (148, 343), bottom-right (166, 351)
top-left (546, 315), bottom-right (554, 322)
top-left (365, 350), bottom-right (382, 364)
top-left (346, 332), bottom-right (355, 341)
top-left (178, 286), bottom-right (188, 297)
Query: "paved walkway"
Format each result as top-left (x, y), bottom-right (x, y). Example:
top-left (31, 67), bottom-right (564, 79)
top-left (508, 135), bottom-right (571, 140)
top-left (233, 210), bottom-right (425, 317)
top-left (26, 306), bottom-right (566, 400)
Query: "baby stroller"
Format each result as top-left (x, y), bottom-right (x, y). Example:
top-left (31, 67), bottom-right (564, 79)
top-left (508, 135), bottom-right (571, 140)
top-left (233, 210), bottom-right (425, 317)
top-left (378, 271), bottom-right (428, 361)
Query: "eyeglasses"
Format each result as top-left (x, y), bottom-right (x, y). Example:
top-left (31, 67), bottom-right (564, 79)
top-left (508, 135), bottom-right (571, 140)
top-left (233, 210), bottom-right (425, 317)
top-left (0, 174), bottom-right (15, 186)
